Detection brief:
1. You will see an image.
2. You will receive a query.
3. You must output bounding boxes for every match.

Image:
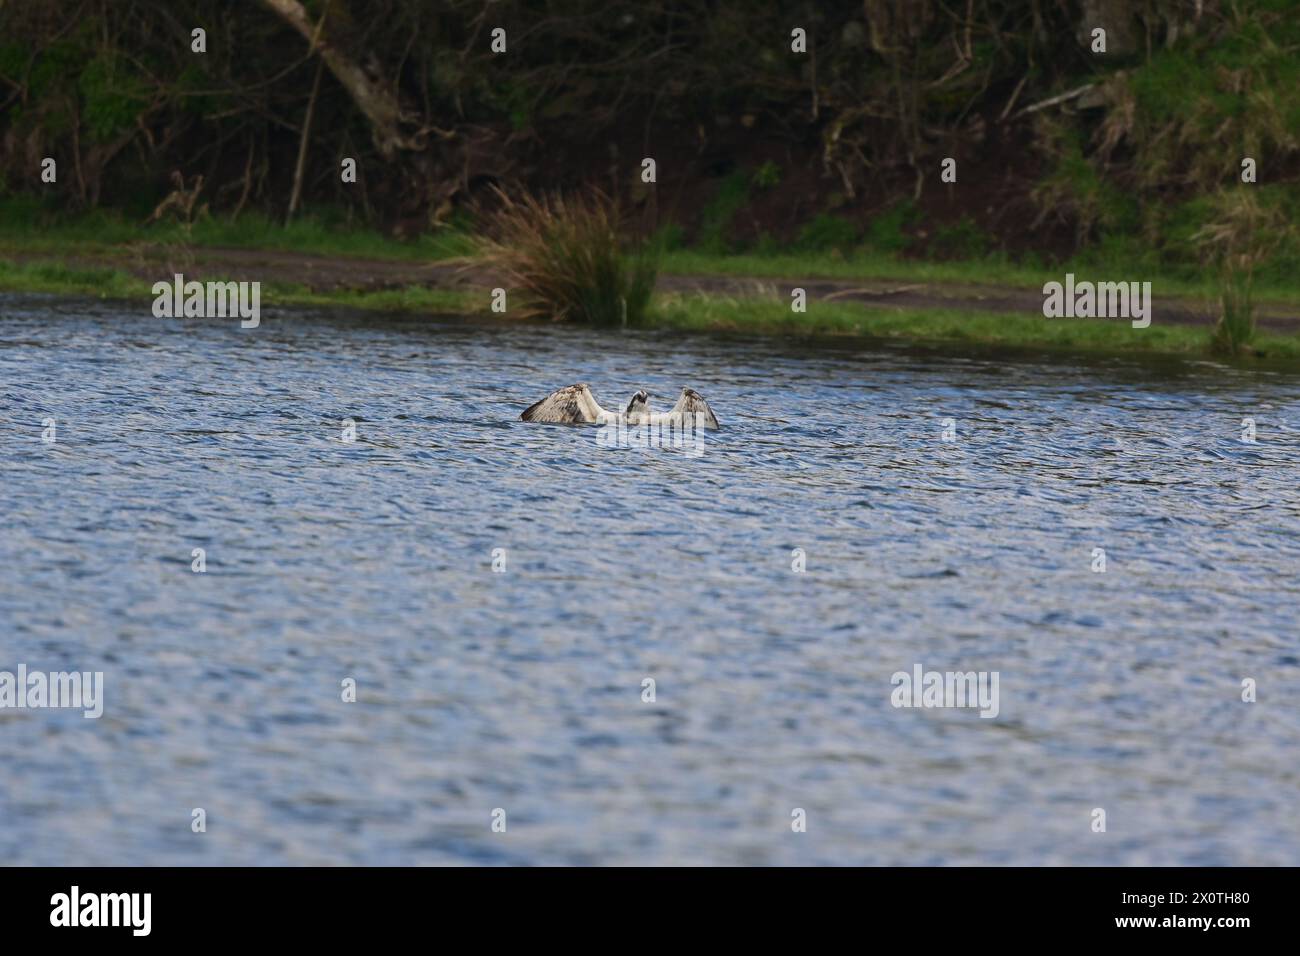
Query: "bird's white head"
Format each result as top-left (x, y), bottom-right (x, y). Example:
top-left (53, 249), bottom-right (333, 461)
top-left (624, 389), bottom-right (652, 424)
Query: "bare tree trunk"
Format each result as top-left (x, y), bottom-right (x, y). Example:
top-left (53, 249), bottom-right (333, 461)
top-left (287, 57), bottom-right (325, 220)
top-left (256, 0), bottom-right (420, 158)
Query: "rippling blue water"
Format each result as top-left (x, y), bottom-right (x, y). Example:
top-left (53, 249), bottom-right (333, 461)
top-left (2, 294), bottom-right (1298, 865)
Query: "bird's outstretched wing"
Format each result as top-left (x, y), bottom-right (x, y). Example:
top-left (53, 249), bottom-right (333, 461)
top-left (520, 383), bottom-right (606, 424)
top-left (670, 387), bottom-right (720, 429)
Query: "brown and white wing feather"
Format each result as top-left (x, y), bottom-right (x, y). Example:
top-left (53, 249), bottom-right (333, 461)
top-left (520, 383), bottom-right (605, 424)
top-left (669, 387), bottom-right (720, 429)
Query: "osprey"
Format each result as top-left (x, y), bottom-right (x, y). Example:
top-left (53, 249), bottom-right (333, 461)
top-left (520, 384), bottom-right (720, 429)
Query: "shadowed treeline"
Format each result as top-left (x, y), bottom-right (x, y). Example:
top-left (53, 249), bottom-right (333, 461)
top-left (0, 0), bottom-right (1297, 283)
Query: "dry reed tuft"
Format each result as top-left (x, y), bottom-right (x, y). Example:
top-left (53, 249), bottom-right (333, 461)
top-left (474, 188), bottom-right (657, 325)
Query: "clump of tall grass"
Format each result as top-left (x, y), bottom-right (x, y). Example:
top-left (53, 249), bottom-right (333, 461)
top-left (1193, 189), bottom-right (1293, 356)
top-left (1213, 259), bottom-right (1256, 356)
top-left (474, 188), bottom-right (657, 325)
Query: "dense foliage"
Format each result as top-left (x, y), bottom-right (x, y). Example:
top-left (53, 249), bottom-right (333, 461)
top-left (0, 0), bottom-right (1296, 277)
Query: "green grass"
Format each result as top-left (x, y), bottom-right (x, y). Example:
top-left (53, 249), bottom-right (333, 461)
top-left (0, 198), bottom-right (474, 261)
top-left (6, 255), bottom-right (1300, 365)
top-left (1211, 267), bottom-right (1257, 357)
top-left (650, 292), bottom-right (1300, 363)
top-left (0, 259), bottom-right (150, 297)
top-left (696, 170), bottom-right (753, 253)
top-left (657, 249), bottom-right (1300, 307)
top-left (266, 284), bottom-right (474, 313)
top-left (7, 197), bottom-right (1300, 308)
top-left (0, 258), bottom-right (474, 313)
top-left (794, 214), bottom-right (860, 253)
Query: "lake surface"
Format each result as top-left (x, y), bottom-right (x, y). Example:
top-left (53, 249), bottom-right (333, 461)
top-left (2, 294), bottom-right (1298, 865)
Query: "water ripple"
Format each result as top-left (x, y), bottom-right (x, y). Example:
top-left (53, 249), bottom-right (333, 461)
top-left (1, 294), bottom-right (1298, 865)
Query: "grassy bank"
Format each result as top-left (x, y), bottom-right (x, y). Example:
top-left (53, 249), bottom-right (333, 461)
top-left (4, 202), bottom-right (1300, 307)
top-left (0, 199), bottom-right (475, 262)
top-left (0, 259), bottom-right (474, 313)
top-left (6, 256), bottom-right (1300, 368)
top-left (650, 294), bottom-right (1300, 362)
top-left (660, 249), bottom-right (1300, 308)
